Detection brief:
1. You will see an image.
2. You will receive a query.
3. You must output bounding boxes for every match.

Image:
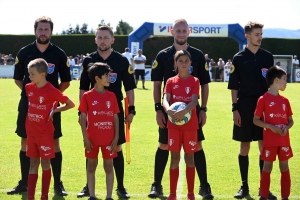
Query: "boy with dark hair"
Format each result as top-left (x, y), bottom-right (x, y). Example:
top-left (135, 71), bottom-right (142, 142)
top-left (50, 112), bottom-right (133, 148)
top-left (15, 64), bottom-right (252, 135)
top-left (79, 62), bottom-right (120, 200)
top-left (26, 58), bottom-right (74, 200)
top-left (254, 66), bottom-right (293, 200)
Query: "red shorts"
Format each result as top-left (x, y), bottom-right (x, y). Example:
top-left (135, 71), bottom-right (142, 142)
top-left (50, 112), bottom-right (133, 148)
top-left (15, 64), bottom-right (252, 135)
top-left (26, 135), bottom-right (54, 159)
top-left (261, 146), bottom-right (293, 162)
top-left (168, 129), bottom-right (198, 153)
top-left (85, 145), bottom-right (117, 159)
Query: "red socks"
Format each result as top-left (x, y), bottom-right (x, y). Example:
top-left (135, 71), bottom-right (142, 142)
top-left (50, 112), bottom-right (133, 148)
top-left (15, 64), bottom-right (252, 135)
top-left (27, 174), bottom-right (38, 200)
top-left (260, 171), bottom-right (270, 199)
top-left (281, 170), bottom-right (291, 199)
top-left (186, 166), bottom-right (195, 194)
top-left (41, 169), bottom-right (52, 199)
top-left (169, 168), bottom-right (179, 195)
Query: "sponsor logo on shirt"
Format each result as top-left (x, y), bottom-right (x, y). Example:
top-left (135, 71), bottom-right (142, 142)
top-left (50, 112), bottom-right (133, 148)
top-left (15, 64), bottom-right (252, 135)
top-left (92, 111), bottom-right (113, 116)
top-left (269, 102), bottom-right (275, 107)
top-left (28, 92), bottom-right (33, 96)
top-left (173, 85), bottom-right (179, 90)
top-left (92, 101), bottom-right (98, 106)
top-left (172, 95), bottom-right (191, 102)
top-left (94, 121), bottom-right (113, 130)
top-left (269, 113), bottom-right (287, 119)
top-left (28, 113), bottom-right (44, 122)
top-left (28, 102), bottom-right (46, 110)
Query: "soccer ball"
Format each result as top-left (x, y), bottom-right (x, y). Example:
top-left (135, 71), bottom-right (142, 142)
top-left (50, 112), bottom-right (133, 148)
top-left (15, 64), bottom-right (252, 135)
top-left (168, 102), bottom-right (191, 126)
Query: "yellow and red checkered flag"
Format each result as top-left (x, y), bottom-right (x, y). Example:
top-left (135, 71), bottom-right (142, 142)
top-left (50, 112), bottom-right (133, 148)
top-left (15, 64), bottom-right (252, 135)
top-left (124, 97), bottom-right (131, 164)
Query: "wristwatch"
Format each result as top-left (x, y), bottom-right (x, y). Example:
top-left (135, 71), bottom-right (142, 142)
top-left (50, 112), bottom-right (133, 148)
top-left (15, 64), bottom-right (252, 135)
top-left (200, 107), bottom-right (207, 112)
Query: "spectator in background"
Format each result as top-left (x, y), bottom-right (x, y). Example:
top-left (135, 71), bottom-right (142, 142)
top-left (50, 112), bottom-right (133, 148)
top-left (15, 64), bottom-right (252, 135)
top-left (0, 54), bottom-right (4, 65)
top-left (134, 49), bottom-right (147, 89)
top-left (6, 54), bottom-right (15, 65)
top-left (218, 58), bottom-right (225, 81)
top-left (74, 55), bottom-right (79, 65)
top-left (276, 61), bottom-right (286, 71)
top-left (225, 59), bottom-right (232, 69)
top-left (122, 47), bottom-right (133, 66)
top-left (210, 59), bottom-right (217, 82)
top-left (68, 56), bottom-right (75, 66)
top-left (292, 55), bottom-right (299, 68)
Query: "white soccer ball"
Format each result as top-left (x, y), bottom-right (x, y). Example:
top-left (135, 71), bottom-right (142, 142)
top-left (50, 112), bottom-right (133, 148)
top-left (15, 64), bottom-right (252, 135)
top-left (168, 102), bottom-right (191, 126)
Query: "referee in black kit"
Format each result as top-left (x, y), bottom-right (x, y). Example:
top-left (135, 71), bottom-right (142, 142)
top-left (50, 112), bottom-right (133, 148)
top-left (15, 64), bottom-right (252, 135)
top-left (8, 16), bottom-right (71, 196)
top-left (77, 25), bottom-right (136, 199)
top-left (228, 21), bottom-right (276, 199)
top-left (149, 19), bottom-right (214, 199)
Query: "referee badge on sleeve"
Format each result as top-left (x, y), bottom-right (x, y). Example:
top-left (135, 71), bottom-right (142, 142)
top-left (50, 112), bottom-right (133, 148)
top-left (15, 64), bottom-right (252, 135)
top-left (15, 57), bottom-right (19, 65)
top-left (230, 65), bottom-right (235, 74)
top-left (152, 60), bottom-right (158, 69)
top-left (66, 60), bottom-right (70, 67)
top-left (128, 65), bottom-right (134, 74)
top-left (205, 63), bottom-right (209, 71)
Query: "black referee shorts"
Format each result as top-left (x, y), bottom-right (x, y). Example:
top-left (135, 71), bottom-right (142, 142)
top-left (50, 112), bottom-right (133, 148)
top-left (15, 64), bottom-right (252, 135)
top-left (232, 97), bottom-right (263, 142)
top-left (117, 102), bottom-right (126, 145)
top-left (15, 97), bottom-right (63, 139)
top-left (158, 107), bottom-right (205, 144)
top-left (135, 69), bottom-right (145, 81)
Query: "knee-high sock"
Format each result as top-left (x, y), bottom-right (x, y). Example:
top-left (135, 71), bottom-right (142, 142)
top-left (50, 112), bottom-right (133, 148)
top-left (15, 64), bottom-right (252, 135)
top-left (238, 155), bottom-right (249, 188)
top-left (27, 174), bottom-right (38, 199)
top-left (259, 155), bottom-right (264, 175)
top-left (194, 149), bottom-right (208, 186)
top-left (170, 168), bottom-right (179, 195)
top-left (154, 148), bottom-right (169, 186)
top-left (260, 171), bottom-right (270, 199)
top-left (281, 170), bottom-right (291, 199)
top-left (20, 150), bottom-right (30, 184)
top-left (51, 151), bottom-right (62, 185)
top-left (41, 169), bottom-right (51, 197)
top-left (186, 166), bottom-right (195, 194)
top-left (113, 150), bottom-right (125, 189)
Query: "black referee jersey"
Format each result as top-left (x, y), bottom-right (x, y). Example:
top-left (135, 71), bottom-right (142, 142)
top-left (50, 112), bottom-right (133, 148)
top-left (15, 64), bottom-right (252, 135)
top-left (13, 41), bottom-right (71, 99)
top-left (228, 47), bottom-right (274, 98)
top-left (80, 50), bottom-right (136, 101)
top-left (151, 45), bottom-right (210, 89)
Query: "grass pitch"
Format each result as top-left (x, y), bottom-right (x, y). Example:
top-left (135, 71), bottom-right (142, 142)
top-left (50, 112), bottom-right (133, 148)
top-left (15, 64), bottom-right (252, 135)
top-left (0, 79), bottom-right (299, 199)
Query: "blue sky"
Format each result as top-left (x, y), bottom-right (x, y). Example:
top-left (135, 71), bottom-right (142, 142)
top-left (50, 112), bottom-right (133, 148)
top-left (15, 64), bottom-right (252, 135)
top-left (1, 0), bottom-right (300, 34)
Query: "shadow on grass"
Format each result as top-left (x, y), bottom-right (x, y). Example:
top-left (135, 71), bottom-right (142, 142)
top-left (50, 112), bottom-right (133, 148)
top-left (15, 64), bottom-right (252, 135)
top-left (51, 194), bottom-right (66, 200)
top-left (244, 195), bottom-right (255, 200)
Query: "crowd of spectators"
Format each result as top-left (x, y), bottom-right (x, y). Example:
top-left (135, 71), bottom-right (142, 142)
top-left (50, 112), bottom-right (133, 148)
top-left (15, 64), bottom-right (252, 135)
top-left (205, 54), bottom-right (232, 82)
top-left (0, 53), bottom-right (15, 65)
top-left (67, 54), bottom-right (88, 66)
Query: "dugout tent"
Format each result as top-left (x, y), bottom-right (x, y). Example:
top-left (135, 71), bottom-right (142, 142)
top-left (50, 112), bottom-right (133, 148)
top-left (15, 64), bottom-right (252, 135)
top-left (128, 22), bottom-right (247, 55)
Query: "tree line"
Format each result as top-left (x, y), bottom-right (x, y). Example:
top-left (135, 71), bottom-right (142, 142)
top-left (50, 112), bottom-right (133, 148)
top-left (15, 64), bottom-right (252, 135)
top-left (61, 19), bottom-right (133, 35)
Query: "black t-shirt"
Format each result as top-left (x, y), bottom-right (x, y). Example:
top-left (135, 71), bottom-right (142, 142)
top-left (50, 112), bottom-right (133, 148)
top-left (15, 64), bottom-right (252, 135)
top-left (13, 41), bottom-right (71, 98)
top-left (228, 47), bottom-right (274, 98)
top-left (151, 45), bottom-right (210, 89)
top-left (79, 50), bottom-right (136, 101)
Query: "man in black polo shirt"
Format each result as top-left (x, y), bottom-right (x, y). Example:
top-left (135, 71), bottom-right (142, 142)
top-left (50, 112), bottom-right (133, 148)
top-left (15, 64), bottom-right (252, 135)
top-left (149, 19), bottom-right (214, 199)
top-left (228, 21), bottom-right (276, 199)
top-left (8, 16), bottom-right (71, 196)
top-left (77, 25), bottom-right (136, 199)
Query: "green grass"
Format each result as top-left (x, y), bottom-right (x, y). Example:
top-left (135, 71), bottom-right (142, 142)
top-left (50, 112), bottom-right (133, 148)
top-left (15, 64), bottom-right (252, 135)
top-left (0, 79), bottom-right (299, 200)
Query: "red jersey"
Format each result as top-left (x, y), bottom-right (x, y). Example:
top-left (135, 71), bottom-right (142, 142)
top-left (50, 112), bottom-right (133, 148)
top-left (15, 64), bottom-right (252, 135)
top-left (254, 92), bottom-right (293, 147)
top-left (164, 75), bottom-right (200, 130)
top-left (78, 89), bottom-right (120, 146)
top-left (25, 82), bottom-right (69, 137)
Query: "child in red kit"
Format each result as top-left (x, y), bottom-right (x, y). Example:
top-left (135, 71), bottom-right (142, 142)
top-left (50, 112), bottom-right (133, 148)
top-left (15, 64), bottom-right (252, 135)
top-left (253, 66), bottom-right (294, 200)
top-left (79, 62), bottom-right (119, 200)
top-left (25, 58), bottom-right (75, 200)
top-left (163, 50), bottom-right (199, 200)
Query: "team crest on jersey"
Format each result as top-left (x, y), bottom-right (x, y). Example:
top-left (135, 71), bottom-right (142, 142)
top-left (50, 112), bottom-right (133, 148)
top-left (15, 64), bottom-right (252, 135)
top-left (110, 73), bottom-right (117, 83)
top-left (152, 60), bottom-right (158, 69)
top-left (205, 63), bottom-right (209, 71)
top-left (261, 68), bottom-right (268, 78)
top-left (15, 57), bottom-right (19, 65)
top-left (48, 63), bottom-right (55, 74)
top-left (106, 101), bottom-right (111, 109)
top-left (185, 87), bottom-right (191, 94)
top-left (39, 96), bottom-right (44, 104)
top-left (282, 104), bottom-right (286, 111)
top-left (230, 65), bottom-right (235, 74)
top-left (188, 66), bottom-right (193, 74)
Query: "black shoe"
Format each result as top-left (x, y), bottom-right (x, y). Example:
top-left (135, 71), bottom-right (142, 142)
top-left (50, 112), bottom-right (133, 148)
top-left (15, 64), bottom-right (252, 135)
top-left (106, 198), bottom-right (114, 200)
top-left (258, 188), bottom-right (277, 200)
top-left (54, 181), bottom-right (68, 196)
top-left (143, 86), bottom-right (146, 89)
top-left (116, 188), bottom-right (130, 198)
top-left (7, 180), bottom-right (27, 195)
top-left (199, 183), bottom-right (214, 199)
top-left (77, 185), bottom-right (90, 198)
top-left (259, 197), bottom-right (267, 200)
top-left (234, 186), bottom-right (249, 199)
top-left (148, 183), bottom-right (163, 198)
top-left (282, 198), bottom-right (289, 200)
top-left (88, 196), bottom-right (97, 200)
